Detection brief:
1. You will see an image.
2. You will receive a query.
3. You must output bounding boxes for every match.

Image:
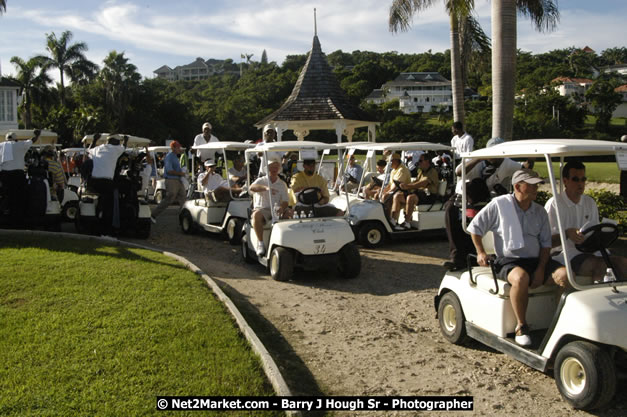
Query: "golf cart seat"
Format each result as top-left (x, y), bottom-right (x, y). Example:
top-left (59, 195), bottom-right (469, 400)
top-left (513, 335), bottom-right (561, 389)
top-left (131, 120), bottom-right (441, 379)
top-left (469, 232), bottom-right (556, 297)
top-left (416, 179), bottom-right (448, 212)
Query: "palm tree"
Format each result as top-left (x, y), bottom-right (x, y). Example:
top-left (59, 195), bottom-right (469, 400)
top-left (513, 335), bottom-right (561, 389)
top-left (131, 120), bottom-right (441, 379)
top-left (100, 51), bottom-right (141, 131)
top-left (491, 0), bottom-right (559, 140)
top-left (9, 56), bottom-right (51, 128)
top-left (39, 31), bottom-right (95, 106)
top-left (389, 0), bottom-right (482, 126)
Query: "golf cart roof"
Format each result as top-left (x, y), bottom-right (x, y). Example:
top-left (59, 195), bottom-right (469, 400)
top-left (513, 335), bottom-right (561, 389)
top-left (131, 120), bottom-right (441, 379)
top-left (147, 145), bottom-right (189, 153)
top-left (329, 141), bottom-right (374, 150)
top-left (81, 133), bottom-right (152, 147)
top-left (467, 139), bottom-right (627, 159)
top-left (62, 147), bottom-right (87, 153)
top-left (346, 141), bottom-right (453, 152)
top-left (0, 129), bottom-right (58, 145)
top-left (192, 141), bottom-right (254, 151)
top-left (252, 140), bottom-right (332, 152)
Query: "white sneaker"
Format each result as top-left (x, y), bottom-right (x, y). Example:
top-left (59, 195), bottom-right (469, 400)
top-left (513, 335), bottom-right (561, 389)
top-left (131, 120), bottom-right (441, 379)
top-left (256, 241), bottom-right (266, 257)
top-left (515, 324), bottom-right (532, 347)
top-left (393, 224), bottom-right (405, 231)
top-left (401, 221), bottom-right (411, 230)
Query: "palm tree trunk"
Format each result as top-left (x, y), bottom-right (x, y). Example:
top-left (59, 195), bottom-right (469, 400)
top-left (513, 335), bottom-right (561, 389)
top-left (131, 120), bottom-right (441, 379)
top-left (450, 13), bottom-right (465, 125)
top-left (59, 70), bottom-right (66, 106)
top-left (491, 0), bottom-right (517, 140)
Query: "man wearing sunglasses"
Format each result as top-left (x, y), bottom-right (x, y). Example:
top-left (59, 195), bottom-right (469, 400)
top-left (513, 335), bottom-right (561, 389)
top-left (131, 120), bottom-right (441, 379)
top-left (545, 161), bottom-right (627, 282)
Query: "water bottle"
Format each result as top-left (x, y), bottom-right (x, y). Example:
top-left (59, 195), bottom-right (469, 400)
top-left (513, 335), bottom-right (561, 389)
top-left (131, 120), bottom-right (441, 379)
top-left (308, 210), bottom-right (314, 218)
top-left (293, 211), bottom-right (300, 219)
top-left (603, 268), bottom-right (616, 282)
top-left (273, 202), bottom-right (280, 218)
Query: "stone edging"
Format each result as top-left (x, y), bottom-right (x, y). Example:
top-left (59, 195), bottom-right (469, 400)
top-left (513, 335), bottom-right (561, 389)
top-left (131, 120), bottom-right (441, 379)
top-left (1, 229), bottom-right (297, 414)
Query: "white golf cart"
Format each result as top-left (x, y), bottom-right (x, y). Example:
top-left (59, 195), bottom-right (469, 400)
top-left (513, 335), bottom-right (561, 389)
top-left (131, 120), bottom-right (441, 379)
top-left (329, 142), bottom-right (454, 248)
top-left (0, 130), bottom-right (63, 229)
top-left (240, 141), bottom-right (361, 281)
top-left (179, 141), bottom-right (253, 244)
top-left (435, 139), bottom-right (627, 410)
top-left (75, 134), bottom-right (152, 237)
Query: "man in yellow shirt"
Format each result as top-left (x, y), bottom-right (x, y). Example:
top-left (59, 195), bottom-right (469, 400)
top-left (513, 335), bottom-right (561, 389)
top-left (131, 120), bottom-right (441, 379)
top-left (392, 152), bottom-right (440, 230)
top-left (291, 159), bottom-right (343, 217)
top-left (379, 153), bottom-right (411, 219)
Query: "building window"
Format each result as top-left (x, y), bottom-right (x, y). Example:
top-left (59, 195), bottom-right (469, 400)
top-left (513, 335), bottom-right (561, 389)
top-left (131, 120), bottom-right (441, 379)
top-left (0, 90), bottom-right (15, 122)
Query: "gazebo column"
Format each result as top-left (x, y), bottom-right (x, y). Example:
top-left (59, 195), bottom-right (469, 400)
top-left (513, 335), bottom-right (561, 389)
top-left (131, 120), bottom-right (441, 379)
top-left (368, 124), bottom-right (377, 143)
top-left (334, 120), bottom-right (347, 143)
top-left (276, 123), bottom-right (289, 142)
top-left (293, 129), bottom-right (310, 141)
top-left (344, 126), bottom-right (355, 142)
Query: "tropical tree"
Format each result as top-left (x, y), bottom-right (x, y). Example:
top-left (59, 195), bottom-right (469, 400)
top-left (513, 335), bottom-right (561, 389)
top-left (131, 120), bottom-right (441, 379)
top-left (389, 0), bottom-right (483, 127)
top-left (39, 31), bottom-right (95, 106)
top-left (491, 0), bottom-right (559, 141)
top-left (99, 51), bottom-right (142, 131)
top-left (585, 78), bottom-right (622, 132)
top-left (9, 56), bottom-right (51, 128)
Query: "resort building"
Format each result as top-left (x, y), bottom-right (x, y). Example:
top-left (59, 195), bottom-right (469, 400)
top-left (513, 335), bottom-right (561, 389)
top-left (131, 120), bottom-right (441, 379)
top-left (153, 58), bottom-right (234, 81)
top-left (0, 77), bottom-right (20, 131)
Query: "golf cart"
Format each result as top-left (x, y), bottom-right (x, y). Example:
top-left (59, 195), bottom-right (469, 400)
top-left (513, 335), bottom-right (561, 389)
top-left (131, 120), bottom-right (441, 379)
top-left (75, 134), bottom-right (152, 238)
top-left (0, 131), bottom-right (63, 229)
top-left (178, 141), bottom-right (253, 244)
top-left (330, 142), bottom-right (454, 248)
top-left (240, 141), bottom-right (361, 281)
top-left (434, 139), bottom-right (627, 410)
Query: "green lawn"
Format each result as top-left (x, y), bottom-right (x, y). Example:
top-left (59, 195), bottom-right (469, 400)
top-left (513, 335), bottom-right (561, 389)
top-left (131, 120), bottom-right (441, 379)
top-left (0, 235), bottom-right (281, 417)
top-left (532, 161), bottom-right (620, 184)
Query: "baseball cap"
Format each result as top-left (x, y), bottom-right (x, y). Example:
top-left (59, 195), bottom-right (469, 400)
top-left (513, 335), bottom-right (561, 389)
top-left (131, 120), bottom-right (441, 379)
top-left (202, 122), bottom-right (212, 130)
top-left (204, 160), bottom-right (216, 167)
top-left (512, 169), bottom-right (544, 185)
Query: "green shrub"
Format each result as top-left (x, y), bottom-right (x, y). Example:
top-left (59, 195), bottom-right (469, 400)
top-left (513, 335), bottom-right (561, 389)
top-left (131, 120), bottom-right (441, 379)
top-left (535, 190), bottom-right (552, 207)
top-left (585, 189), bottom-right (627, 229)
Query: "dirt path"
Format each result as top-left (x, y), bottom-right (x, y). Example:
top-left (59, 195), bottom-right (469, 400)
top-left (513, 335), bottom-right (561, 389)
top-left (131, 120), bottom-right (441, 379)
top-left (126, 207), bottom-right (627, 417)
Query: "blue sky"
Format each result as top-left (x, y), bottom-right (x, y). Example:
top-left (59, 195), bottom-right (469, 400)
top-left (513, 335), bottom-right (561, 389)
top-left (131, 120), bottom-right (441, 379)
top-left (1, 0), bottom-right (626, 80)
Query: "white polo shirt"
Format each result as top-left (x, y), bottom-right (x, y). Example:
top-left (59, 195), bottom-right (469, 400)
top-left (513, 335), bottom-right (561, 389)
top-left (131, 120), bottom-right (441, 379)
top-left (545, 192), bottom-right (600, 264)
top-left (88, 144), bottom-right (125, 179)
top-left (251, 175), bottom-right (289, 210)
top-left (193, 134), bottom-right (219, 161)
top-left (1, 140), bottom-right (32, 171)
top-left (198, 171), bottom-right (228, 193)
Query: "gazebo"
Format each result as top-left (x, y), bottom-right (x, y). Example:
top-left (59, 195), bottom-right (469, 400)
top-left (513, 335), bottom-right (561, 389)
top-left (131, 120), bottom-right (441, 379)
top-left (255, 34), bottom-right (378, 143)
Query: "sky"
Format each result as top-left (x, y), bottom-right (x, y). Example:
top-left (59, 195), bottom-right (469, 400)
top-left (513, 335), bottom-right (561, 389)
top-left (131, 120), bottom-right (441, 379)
top-left (1, 0), bottom-right (626, 80)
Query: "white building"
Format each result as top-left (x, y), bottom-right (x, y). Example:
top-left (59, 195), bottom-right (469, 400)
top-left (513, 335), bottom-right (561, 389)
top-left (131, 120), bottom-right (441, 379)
top-left (153, 58), bottom-right (227, 81)
top-left (366, 72), bottom-right (453, 114)
top-left (614, 84), bottom-right (627, 118)
top-left (551, 76), bottom-right (594, 99)
top-left (0, 77), bottom-right (20, 131)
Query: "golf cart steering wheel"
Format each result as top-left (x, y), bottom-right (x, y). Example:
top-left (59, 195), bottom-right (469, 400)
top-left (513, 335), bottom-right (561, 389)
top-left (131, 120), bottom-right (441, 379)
top-left (575, 223), bottom-right (619, 253)
top-left (297, 187), bottom-right (322, 206)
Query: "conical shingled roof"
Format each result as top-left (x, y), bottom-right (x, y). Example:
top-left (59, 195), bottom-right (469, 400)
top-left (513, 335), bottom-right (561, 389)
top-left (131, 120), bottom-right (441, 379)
top-left (255, 36), bottom-right (373, 126)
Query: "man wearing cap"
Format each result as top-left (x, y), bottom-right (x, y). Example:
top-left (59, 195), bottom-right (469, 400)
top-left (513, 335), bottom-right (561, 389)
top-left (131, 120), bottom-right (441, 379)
top-left (88, 134), bottom-right (130, 234)
top-left (193, 122), bottom-right (220, 162)
top-left (443, 138), bottom-right (528, 270)
top-left (151, 140), bottom-right (187, 221)
top-left (1, 131), bottom-right (41, 225)
top-left (290, 158), bottom-right (343, 217)
top-left (379, 152), bottom-right (411, 221)
top-left (468, 169), bottom-right (567, 347)
top-left (249, 159), bottom-right (292, 256)
top-left (198, 159), bottom-right (240, 203)
top-left (342, 154), bottom-right (363, 193)
top-left (545, 161), bottom-right (627, 282)
top-left (256, 124), bottom-right (282, 176)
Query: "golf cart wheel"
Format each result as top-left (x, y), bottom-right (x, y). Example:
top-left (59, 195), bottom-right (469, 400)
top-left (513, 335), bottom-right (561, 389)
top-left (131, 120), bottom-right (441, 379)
top-left (437, 292), bottom-right (467, 345)
top-left (154, 190), bottom-right (164, 205)
top-left (241, 234), bottom-right (256, 264)
top-left (358, 222), bottom-right (386, 248)
top-left (62, 201), bottom-right (79, 222)
top-left (226, 218), bottom-right (244, 245)
top-left (270, 247), bottom-right (293, 282)
top-left (179, 210), bottom-right (195, 234)
top-left (554, 341), bottom-right (616, 410)
top-left (338, 243), bottom-right (361, 279)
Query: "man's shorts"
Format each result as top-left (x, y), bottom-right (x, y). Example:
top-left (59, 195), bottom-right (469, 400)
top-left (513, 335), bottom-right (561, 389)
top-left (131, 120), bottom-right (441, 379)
top-left (570, 253), bottom-right (597, 274)
top-left (253, 208), bottom-right (273, 222)
top-left (412, 190), bottom-right (436, 205)
top-left (495, 257), bottom-right (563, 284)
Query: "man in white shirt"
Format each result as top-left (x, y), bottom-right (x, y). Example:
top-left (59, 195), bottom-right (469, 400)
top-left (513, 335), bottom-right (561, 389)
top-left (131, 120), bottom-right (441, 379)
top-left (450, 121), bottom-right (474, 160)
top-left (198, 160), bottom-right (239, 203)
top-left (1, 131), bottom-right (40, 226)
top-left (228, 155), bottom-right (247, 187)
top-left (257, 124), bottom-right (283, 176)
top-left (193, 122), bottom-right (220, 162)
top-left (87, 134), bottom-right (129, 234)
top-left (545, 161), bottom-right (627, 283)
top-left (249, 159), bottom-right (292, 256)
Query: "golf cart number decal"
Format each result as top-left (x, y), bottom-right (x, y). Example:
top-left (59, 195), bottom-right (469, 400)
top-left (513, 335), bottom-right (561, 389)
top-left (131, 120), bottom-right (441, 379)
top-left (311, 224), bottom-right (325, 234)
top-left (314, 244), bottom-right (326, 254)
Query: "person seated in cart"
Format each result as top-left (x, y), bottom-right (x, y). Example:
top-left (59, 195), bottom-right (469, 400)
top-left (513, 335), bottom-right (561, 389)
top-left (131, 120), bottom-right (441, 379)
top-left (290, 158), bottom-right (344, 217)
top-left (467, 169), bottom-right (567, 347)
top-left (228, 154), bottom-right (247, 187)
top-left (390, 152), bottom-right (439, 230)
top-left (379, 152), bottom-right (411, 225)
top-left (249, 159), bottom-right (292, 256)
top-left (342, 154), bottom-right (363, 193)
top-left (362, 159), bottom-right (387, 200)
top-left (42, 145), bottom-right (65, 202)
top-left (545, 161), bottom-right (627, 283)
top-left (198, 159), bottom-right (240, 203)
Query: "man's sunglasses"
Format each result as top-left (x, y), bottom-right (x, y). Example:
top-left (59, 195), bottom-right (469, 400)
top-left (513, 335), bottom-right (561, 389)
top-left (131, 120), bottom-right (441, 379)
top-left (569, 176), bottom-right (587, 182)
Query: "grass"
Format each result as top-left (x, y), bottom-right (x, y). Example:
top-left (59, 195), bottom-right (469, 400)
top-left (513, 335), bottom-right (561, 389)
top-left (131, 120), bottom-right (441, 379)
top-left (0, 235), bottom-right (281, 417)
top-left (532, 161), bottom-right (620, 183)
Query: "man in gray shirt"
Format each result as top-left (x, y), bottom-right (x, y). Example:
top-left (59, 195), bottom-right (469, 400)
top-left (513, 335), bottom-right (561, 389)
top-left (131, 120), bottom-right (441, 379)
top-left (467, 169), bottom-right (567, 347)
